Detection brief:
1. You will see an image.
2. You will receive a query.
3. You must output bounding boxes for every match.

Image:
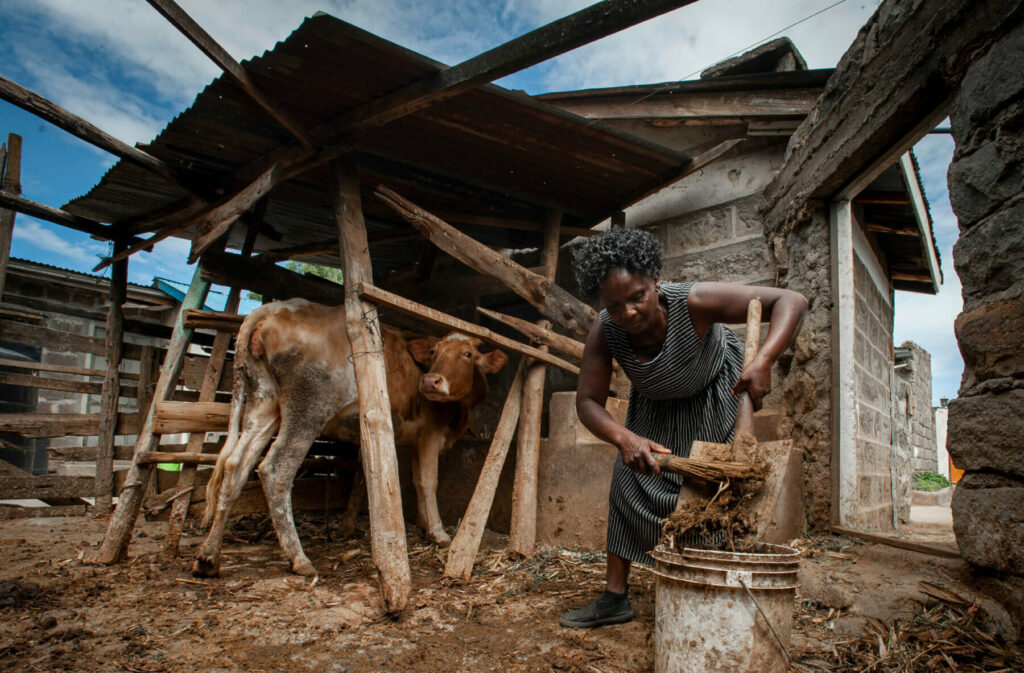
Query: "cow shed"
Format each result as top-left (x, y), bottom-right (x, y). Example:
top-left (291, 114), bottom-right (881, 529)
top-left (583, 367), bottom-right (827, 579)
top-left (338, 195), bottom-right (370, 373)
top-left (0, 5), bottom-right (736, 612)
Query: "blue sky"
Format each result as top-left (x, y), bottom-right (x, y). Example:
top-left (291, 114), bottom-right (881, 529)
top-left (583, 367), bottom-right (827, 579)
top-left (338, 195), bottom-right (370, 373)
top-left (0, 0), bottom-right (962, 402)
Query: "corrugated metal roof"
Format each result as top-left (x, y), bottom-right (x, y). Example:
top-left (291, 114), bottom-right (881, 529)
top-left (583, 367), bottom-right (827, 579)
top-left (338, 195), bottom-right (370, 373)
top-left (62, 13), bottom-right (689, 277)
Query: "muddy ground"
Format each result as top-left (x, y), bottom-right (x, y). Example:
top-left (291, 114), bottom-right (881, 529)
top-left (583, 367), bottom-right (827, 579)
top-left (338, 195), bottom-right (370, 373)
top-left (0, 513), bottom-right (1015, 673)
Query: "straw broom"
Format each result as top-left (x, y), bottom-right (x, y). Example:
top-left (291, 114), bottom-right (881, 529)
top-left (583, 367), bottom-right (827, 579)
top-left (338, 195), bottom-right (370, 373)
top-left (657, 455), bottom-right (763, 481)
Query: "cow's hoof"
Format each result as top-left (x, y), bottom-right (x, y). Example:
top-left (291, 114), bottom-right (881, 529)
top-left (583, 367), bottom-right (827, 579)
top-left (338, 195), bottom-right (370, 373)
top-left (192, 556), bottom-right (220, 578)
top-left (292, 557), bottom-right (317, 577)
top-left (428, 528), bottom-right (451, 547)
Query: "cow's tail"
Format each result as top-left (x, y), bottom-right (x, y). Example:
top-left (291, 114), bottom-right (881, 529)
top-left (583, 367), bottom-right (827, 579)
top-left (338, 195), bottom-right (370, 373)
top-left (201, 307), bottom-right (264, 527)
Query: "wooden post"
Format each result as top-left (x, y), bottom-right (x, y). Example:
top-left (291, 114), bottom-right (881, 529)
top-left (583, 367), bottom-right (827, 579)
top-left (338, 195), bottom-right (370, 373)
top-left (445, 360), bottom-right (526, 580)
top-left (508, 209), bottom-right (560, 557)
top-left (94, 239), bottom-right (128, 515)
top-left (334, 158), bottom-right (410, 612)
top-left (161, 220), bottom-right (260, 559)
top-left (0, 133), bottom-right (22, 297)
top-left (90, 264), bottom-right (210, 564)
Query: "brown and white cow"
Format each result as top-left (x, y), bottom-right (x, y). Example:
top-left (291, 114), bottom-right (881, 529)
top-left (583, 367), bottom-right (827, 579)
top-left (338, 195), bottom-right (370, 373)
top-left (192, 298), bottom-right (508, 577)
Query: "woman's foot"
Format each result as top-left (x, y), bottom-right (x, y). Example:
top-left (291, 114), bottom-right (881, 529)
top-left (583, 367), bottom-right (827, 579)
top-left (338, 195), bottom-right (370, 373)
top-left (559, 590), bottom-right (633, 628)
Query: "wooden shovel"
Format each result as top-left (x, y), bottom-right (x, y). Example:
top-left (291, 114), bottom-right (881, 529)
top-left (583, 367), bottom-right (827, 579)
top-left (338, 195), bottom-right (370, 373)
top-left (669, 298), bottom-right (806, 544)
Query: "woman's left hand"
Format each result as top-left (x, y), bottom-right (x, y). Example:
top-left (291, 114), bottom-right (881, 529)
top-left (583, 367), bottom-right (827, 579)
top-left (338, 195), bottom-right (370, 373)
top-left (731, 354), bottom-right (772, 410)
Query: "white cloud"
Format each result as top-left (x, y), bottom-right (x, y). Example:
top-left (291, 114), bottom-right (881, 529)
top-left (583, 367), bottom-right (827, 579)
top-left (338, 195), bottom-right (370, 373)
top-left (10, 218), bottom-right (108, 267)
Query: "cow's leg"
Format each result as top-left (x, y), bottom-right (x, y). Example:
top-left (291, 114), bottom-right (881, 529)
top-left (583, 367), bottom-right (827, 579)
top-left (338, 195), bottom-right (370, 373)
top-left (258, 422), bottom-right (321, 576)
top-left (414, 434), bottom-right (450, 545)
top-left (193, 400), bottom-right (279, 577)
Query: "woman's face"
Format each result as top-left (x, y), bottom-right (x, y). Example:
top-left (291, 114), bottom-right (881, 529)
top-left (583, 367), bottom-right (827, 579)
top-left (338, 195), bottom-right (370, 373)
top-left (600, 268), bottom-right (660, 335)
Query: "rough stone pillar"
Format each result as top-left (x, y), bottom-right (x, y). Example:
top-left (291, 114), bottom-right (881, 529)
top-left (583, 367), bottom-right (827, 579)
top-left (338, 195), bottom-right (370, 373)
top-left (946, 18), bottom-right (1024, 634)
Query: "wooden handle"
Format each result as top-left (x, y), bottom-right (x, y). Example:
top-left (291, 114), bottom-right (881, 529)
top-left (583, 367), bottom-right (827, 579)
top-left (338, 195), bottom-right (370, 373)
top-left (733, 299), bottom-right (762, 439)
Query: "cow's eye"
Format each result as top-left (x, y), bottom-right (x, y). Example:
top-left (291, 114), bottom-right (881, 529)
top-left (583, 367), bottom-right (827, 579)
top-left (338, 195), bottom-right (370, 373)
top-left (429, 348), bottom-right (436, 357)
top-left (463, 351), bottom-right (472, 358)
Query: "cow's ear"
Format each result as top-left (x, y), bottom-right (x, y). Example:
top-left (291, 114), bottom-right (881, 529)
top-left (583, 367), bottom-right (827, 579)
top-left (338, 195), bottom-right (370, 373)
top-left (476, 349), bottom-right (508, 374)
top-left (407, 338), bottom-right (437, 365)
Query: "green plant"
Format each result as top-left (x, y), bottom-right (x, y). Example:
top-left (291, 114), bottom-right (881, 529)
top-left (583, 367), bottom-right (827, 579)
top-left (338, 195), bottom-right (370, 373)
top-left (913, 471), bottom-right (951, 492)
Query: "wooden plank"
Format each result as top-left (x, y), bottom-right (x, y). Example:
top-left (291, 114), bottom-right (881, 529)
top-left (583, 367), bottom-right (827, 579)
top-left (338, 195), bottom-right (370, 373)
top-left (95, 241), bottom-right (128, 515)
top-left (335, 158), bottom-right (410, 612)
top-left (0, 358), bottom-right (137, 379)
top-left (545, 87), bottom-right (821, 121)
top-left (183, 309), bottom-right (243, 333)
top-left (374, 186), bottom-right (595, 337)
top-left (445, 360), bottom-right (526, 579)
top-left (0, 320), bottom-right (147, 360)
top-left (317, 0), bottom-right (700, 136)
top-left (153, 401), bottom-right (230, 434)
top-left (830, 525), bottom-right (960, 559)
top-left (0, 413), bottom-right (138, 438)
top-left (0, 75), bottom-right (179, 184)
top-left (146, 0), bottom-right (312, 148)
top-left (0, 133), bottom-right (21, 297)
top-left (0, 504), bottom-right (90, 520)
top-left (0, 475), bottom-right (94, 500)
top-left (358, 282), bottom-right (580, 375)
top-left (0, 192), bottom-right (142, 243)
top-left (509, 208), bottom-right (560, 557)
top-left (0, 371), bottom-right (136, 397)
top-left (92, 264), bottom-right (210, 565)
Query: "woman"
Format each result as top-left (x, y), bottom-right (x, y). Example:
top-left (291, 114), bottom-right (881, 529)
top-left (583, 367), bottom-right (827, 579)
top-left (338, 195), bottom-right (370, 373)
top-left (560, 227), bottom-right (807, 628)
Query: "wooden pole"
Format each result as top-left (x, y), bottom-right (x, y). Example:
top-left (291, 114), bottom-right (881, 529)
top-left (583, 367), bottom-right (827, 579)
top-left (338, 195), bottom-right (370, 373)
top-left (161, 220), bottom-right (260, 559)
top-left (508, 209), bottom-right (560, 557)
top-left (475, 306), bottom-right (584, 360)
top-left (0, 133), bottom-right (22, 297)
top-left (90, 264), bottom-right (210, 564)
top-left (94, 239), bottom-right (129, 515)
top-left (334, 158), bottom-right (410, 612)
top-left (445, 360), bottom-right (526, 580)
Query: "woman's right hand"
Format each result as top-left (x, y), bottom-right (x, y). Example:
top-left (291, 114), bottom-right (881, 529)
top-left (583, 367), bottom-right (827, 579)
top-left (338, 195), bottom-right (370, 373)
top-left (616, 431), bottom-right (672, 476)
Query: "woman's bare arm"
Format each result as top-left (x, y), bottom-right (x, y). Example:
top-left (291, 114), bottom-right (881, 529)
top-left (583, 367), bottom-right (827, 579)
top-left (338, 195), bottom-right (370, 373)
top-left (687, 282), bottom-right (808, 410)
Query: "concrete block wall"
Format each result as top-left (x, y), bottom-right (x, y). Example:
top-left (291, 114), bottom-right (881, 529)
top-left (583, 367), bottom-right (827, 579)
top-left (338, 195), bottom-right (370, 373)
top-left (851, 252), bottom-right (902, 530)
top-left (946, 19), bottom-right (1024, 579)
top-left (894, 341), bottom-right (937, 474)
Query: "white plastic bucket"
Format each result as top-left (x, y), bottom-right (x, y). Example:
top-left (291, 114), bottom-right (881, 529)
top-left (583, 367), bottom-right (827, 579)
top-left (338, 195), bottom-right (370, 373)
top-left (651, 542), bottom-right (800, 673)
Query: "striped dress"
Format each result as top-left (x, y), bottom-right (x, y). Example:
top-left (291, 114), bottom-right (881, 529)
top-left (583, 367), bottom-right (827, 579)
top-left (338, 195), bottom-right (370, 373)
top-left (602, 281), bottom-right (744, 566)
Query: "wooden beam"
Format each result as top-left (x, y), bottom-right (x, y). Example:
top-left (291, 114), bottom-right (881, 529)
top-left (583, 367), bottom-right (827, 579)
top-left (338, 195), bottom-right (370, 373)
top-left (0, 192), bottom-right (144, 244)
top-left (374, 185), bottom-right (596, 337)
top-left (475, 307), bottom-right (584, 360)
top-left (358, 282), bottom-right (579, 375)
top-left (509, 208), bottom-right (561, 557)
top-left (0, 320), bottom-right (148, 360)
top-left (445, 360), bottom-right (526, 580)
top-left (890, 272), bottom-right (934, 283)
top-left (544, 87), bottom-right (821, 121)
top-left (94, 239), bottom-right (128, 514)
top-left (0, 134), bottom-right (21, 297)
top-left (830, 525), bottom-right (960, 559)
top-left (153, 401), bottom-right (230, 435)
top-left (865, 222), bottom-right (920, 236)
top-left (0, 372), bottom-right (135, 397)
top-left (0, 475), bottom-right (94, 500)
top-left (317, 0), bottom-right (700, 137)
top-left (0, 75), bottom-right (179, 184)
top-left (854, 191), bottom-right (911, 205)
top-left (184, 309), bottom-right (244, 333)
top-left (0, 358), bottom-right (139, 380)
top-left (0, 413), bottom-right (139, 438)
top-left (163, 221), bottom-right (257, 559)
top-left (92, 264), bottom-right (210, 565)
top-left (334, 158), bottom-right (411, 612)
top-left (146, 0), bottom-right (312, 148)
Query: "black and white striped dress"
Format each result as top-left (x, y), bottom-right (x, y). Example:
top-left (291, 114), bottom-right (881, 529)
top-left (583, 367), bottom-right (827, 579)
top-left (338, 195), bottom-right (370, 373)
top-left (602, 281), bottom-right (744, 566)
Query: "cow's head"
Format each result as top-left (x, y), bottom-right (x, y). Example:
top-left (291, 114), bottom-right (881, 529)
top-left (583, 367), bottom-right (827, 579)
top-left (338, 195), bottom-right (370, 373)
top-left (407, 333), bottom-right (509, 402)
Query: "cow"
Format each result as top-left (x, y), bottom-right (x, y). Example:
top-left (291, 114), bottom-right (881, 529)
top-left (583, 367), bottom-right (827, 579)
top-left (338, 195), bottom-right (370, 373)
top-left (192, 298), bottom-right (508, 577)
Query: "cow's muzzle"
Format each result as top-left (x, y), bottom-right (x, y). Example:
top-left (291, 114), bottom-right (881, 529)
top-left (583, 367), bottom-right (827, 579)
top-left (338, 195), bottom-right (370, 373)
top-left (419, 373), bottom-right (451, 401)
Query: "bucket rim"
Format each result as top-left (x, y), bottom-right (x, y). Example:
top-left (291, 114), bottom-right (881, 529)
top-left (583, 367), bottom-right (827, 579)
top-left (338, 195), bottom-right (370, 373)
top-left (650, 565), bottom-right (801, 590)
top-left (652, 542), bottom-right (800, 563)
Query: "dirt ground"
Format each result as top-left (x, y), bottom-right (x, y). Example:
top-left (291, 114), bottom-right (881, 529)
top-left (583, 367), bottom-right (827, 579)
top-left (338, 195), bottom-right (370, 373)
top-left (0, 512), bottom-right (1018, 673)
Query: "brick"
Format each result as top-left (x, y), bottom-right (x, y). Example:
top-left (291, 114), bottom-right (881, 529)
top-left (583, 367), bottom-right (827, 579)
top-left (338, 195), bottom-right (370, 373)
top-left (955, 294), bottom-right (1024, 386)
top-left (947, 390), bottom-right (1024, 477)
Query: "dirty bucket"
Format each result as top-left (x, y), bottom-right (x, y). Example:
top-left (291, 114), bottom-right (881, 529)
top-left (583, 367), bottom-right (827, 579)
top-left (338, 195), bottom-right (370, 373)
top-left (650, 542), bottom-right (800, 673)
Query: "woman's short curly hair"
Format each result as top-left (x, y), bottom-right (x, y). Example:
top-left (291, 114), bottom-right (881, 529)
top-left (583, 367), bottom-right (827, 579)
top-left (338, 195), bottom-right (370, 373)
top-left (572, 227), bottom-right (662, 298)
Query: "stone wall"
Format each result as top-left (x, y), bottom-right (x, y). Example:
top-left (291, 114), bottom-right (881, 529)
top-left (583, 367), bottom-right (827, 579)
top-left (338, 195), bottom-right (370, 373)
top-left (894, 341), bottom-right (937, 475)
top-left (947, 18), bottom-right (1024, 581)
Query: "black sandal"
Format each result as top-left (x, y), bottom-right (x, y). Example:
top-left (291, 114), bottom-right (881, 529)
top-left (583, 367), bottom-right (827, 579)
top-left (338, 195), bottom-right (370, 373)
top-left (559, 594), bottom-right (634, 628)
